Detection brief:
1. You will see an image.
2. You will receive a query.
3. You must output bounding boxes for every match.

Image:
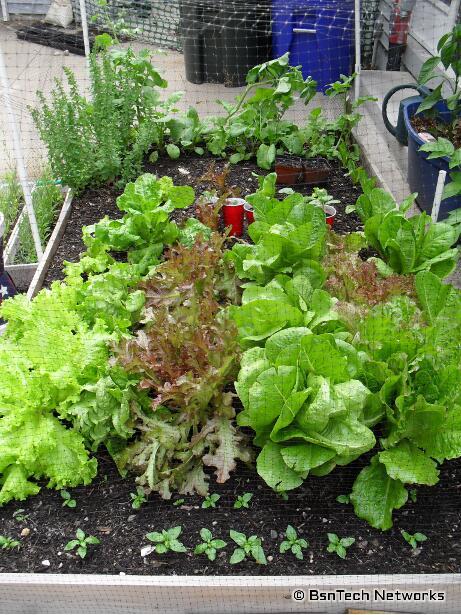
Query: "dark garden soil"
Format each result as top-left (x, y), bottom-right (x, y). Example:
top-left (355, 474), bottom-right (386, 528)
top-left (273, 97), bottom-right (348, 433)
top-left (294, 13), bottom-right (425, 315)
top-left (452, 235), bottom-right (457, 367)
top-left (1, 451), bottom-right (460, 576)
top-left (411, 115), bottom-right (461, 148)
top-left (43, 153), bottom-right (362, 286)
top-left (16, 154), bottom-right (461, 576)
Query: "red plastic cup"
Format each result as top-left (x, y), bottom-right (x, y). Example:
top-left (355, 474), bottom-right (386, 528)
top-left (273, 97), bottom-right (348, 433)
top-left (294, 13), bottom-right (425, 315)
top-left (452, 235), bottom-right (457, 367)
top-left (223, 198), bottom-right (245, 237)
top-left (244, 203), bottom-right (254, 225)
top-left (324, 205), bottom-right (336, 227)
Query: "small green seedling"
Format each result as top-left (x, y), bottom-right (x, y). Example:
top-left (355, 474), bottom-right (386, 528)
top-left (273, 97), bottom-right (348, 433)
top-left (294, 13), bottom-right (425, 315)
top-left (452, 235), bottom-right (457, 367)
top-left (145, 526), bottom-right (187, 554)
top-left (401, 530), bottom-right (427, 549)
top-left (280, 525), bottom-right (309, 560)
top-left (202, 493), bottom-right (220, 509)
top-left (0, 535), bottom-right (20, 550)
top-left (60, 489), bottom-right (77, 508)
top-left (130, 486), bottom-right (147, 510)
top-left (64, 529), bottom-right (100, 559)
top-left (327, 533), bottom-right (355, 559)
top-left (12, 509), bottom-right (29, 522)
top-left (409, 489), bottom-right (418, 503)
top-left (173, 498), bottom-right (185, 507)
top-left (229, 530), bottom-right (267, 565)
top-left (194, 528), bottom-right (227, 561)
top-left (234, 493), bottom-right (253, 509)
top-left (336, 494), bottom-right (350, 504)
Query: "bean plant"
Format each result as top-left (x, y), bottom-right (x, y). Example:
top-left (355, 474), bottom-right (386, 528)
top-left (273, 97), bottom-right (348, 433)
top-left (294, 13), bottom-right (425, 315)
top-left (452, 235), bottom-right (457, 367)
top-left (229, 530), bottom-right (267, 565)
top-left (194, 528), bottom-right (227, 561)
top-left (326, 533), bottom-right (355, 559)
top-left (279, 525), bottom-right (309, 560)
top-left (65, 529), bottom-right (100, 559)
top-left (145, 526), bottom-right (187, 554)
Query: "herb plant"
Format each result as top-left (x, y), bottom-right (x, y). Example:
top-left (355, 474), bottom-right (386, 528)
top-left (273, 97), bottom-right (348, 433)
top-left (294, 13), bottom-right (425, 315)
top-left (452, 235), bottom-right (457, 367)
top-left (401, 530), bottom-right (427, 549)
top-left (234, 493), bottom-right (253, 509)
top-left (229, 530), bottom-right (267, 565)
top-left (279, 525), bottom-right (308, 560)
top-left (202, 494), bottom-right (220, 509)
top-left (0, 536), bottom-right (20, 549)
top-left (60, 489), bottom-right (76, 508)
top-left (130, 486), bottom-right (147, 510)
top-left (145, 526), bottom-right (187, 554)
top-left (326, 533), bottom-right (355, 559)
top-left (194, 528), bottom-right (227, 561)
top-left (65, 529), bottom-right (100, 559)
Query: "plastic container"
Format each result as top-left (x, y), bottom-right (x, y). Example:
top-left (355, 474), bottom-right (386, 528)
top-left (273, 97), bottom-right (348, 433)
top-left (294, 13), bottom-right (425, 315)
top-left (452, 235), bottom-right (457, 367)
top-left (404, 100), bottom-right (461, 219)
top-left (244, 203), bottom-right (254, 224)
top-left (275, 155), bottom-right (304, 185)
top-left (303, 158), bottom-right (331, 184)
top-left (323, 205), bottom-right (336, 227)
top-left (180, 0), bottom-right (271, 87)
top-left (272, 0), bottom-right (355, 91)
top-left (223, 198), bottom-right (245, 236)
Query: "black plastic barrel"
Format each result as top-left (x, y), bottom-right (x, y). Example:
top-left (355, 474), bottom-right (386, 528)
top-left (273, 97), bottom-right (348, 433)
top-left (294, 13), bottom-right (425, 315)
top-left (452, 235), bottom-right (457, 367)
top-left (180, 0), bottom-right (271, 87)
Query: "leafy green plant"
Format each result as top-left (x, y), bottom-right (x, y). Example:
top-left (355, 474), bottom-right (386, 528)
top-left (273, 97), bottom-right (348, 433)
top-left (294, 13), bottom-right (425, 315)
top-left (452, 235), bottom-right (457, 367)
top-left (130, 486), bottom-right (147, 510)
top-left (206, 54), bottom-right (316, 169)
top-left (65, 529), bottom-right (100, 558)
top-left (401, 530), bottom-right (427, 549)
top-left (349, 187), bottom-right (460, 278)
top-left (326, 533), bottom-right (355, 559)
top-left (145, 526), bottom-right (187, 554)
top-left (412, 26), bottom-right (461, 200)
top-left (0, 171), bottom-right (22, 237)
top-left (234, 493), bottom-right (253, 509)
top-left (60, 489), bottom-right (76, 508)
top-left (194, 528), bottom-right (227, 561)
top-left (306, 188), bottom-right (340, 210)
top-left (229, 530), bottom-right (267, 565)
top-left (0, 535), bottom-right (20, 549)
top-left (279, 525), bottom-right (308, 560)
top-left (30, 36), bottom-right (170, 191)
top-left (202, 494), bottom-right (220, 509)
top-left (173, 499), bottom-right (185, 507)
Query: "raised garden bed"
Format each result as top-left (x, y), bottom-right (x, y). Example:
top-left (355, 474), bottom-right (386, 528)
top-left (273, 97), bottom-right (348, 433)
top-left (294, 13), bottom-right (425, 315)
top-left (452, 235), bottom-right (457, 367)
top-left (43, 154), bottom-right (362, 286)
top-left (1, 155), bottom-right (460, 586)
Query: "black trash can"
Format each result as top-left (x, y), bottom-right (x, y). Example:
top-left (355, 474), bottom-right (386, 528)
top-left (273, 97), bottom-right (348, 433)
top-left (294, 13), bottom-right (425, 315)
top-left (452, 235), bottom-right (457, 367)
top-left (180, 0), bottom-right (271, 87)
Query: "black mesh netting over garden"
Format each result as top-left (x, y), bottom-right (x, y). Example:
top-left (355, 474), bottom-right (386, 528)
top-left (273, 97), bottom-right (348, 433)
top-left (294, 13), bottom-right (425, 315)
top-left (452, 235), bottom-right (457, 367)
top-left (1, 0), bottom-right (461, 612)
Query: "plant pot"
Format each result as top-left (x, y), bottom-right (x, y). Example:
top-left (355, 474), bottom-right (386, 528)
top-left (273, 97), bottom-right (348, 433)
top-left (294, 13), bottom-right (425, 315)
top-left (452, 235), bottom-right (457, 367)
top-left (274, 155), bottom-right (304, 185)
top-left (222, 198), bottom-right (245, 237)
top-left (323, 205), bottom-right (336, 227)
top-left (303, 157), bottom-right (331, 185)
top-left (404, 100), bottom-right (461, 219)
top-left (244, 202), bottom-right (254, 225)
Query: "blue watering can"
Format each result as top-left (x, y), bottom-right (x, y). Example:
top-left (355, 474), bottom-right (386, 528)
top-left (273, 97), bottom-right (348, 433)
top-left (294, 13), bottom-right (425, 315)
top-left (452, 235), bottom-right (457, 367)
top-left (382, 84), bottom-right (431, 145)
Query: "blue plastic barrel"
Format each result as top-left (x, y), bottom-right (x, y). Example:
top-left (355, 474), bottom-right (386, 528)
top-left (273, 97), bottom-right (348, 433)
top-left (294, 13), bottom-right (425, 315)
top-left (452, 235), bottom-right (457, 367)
top-left (404, 100), bottom-right (461, 219)
top-left (272, 0), bottom-right (355, 91)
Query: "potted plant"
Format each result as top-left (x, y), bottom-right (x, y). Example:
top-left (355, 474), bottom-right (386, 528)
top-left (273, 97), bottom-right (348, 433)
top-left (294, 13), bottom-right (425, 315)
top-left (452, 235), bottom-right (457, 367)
top-left (402, 25), bottom-right (461, 218)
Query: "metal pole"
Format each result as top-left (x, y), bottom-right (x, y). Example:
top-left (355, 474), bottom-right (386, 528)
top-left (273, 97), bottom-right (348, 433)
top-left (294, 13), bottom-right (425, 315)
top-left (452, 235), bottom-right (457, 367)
top-left (0, 46), bottom-right (43, 261)
top-left (1, 0), bottom-right (9, 22)
top-left (354, 0), bottom-right (361, 99)
top-left (79, 0), bottom-right (91, 79)
top-left (431, 170), bottom-right (447, 223)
